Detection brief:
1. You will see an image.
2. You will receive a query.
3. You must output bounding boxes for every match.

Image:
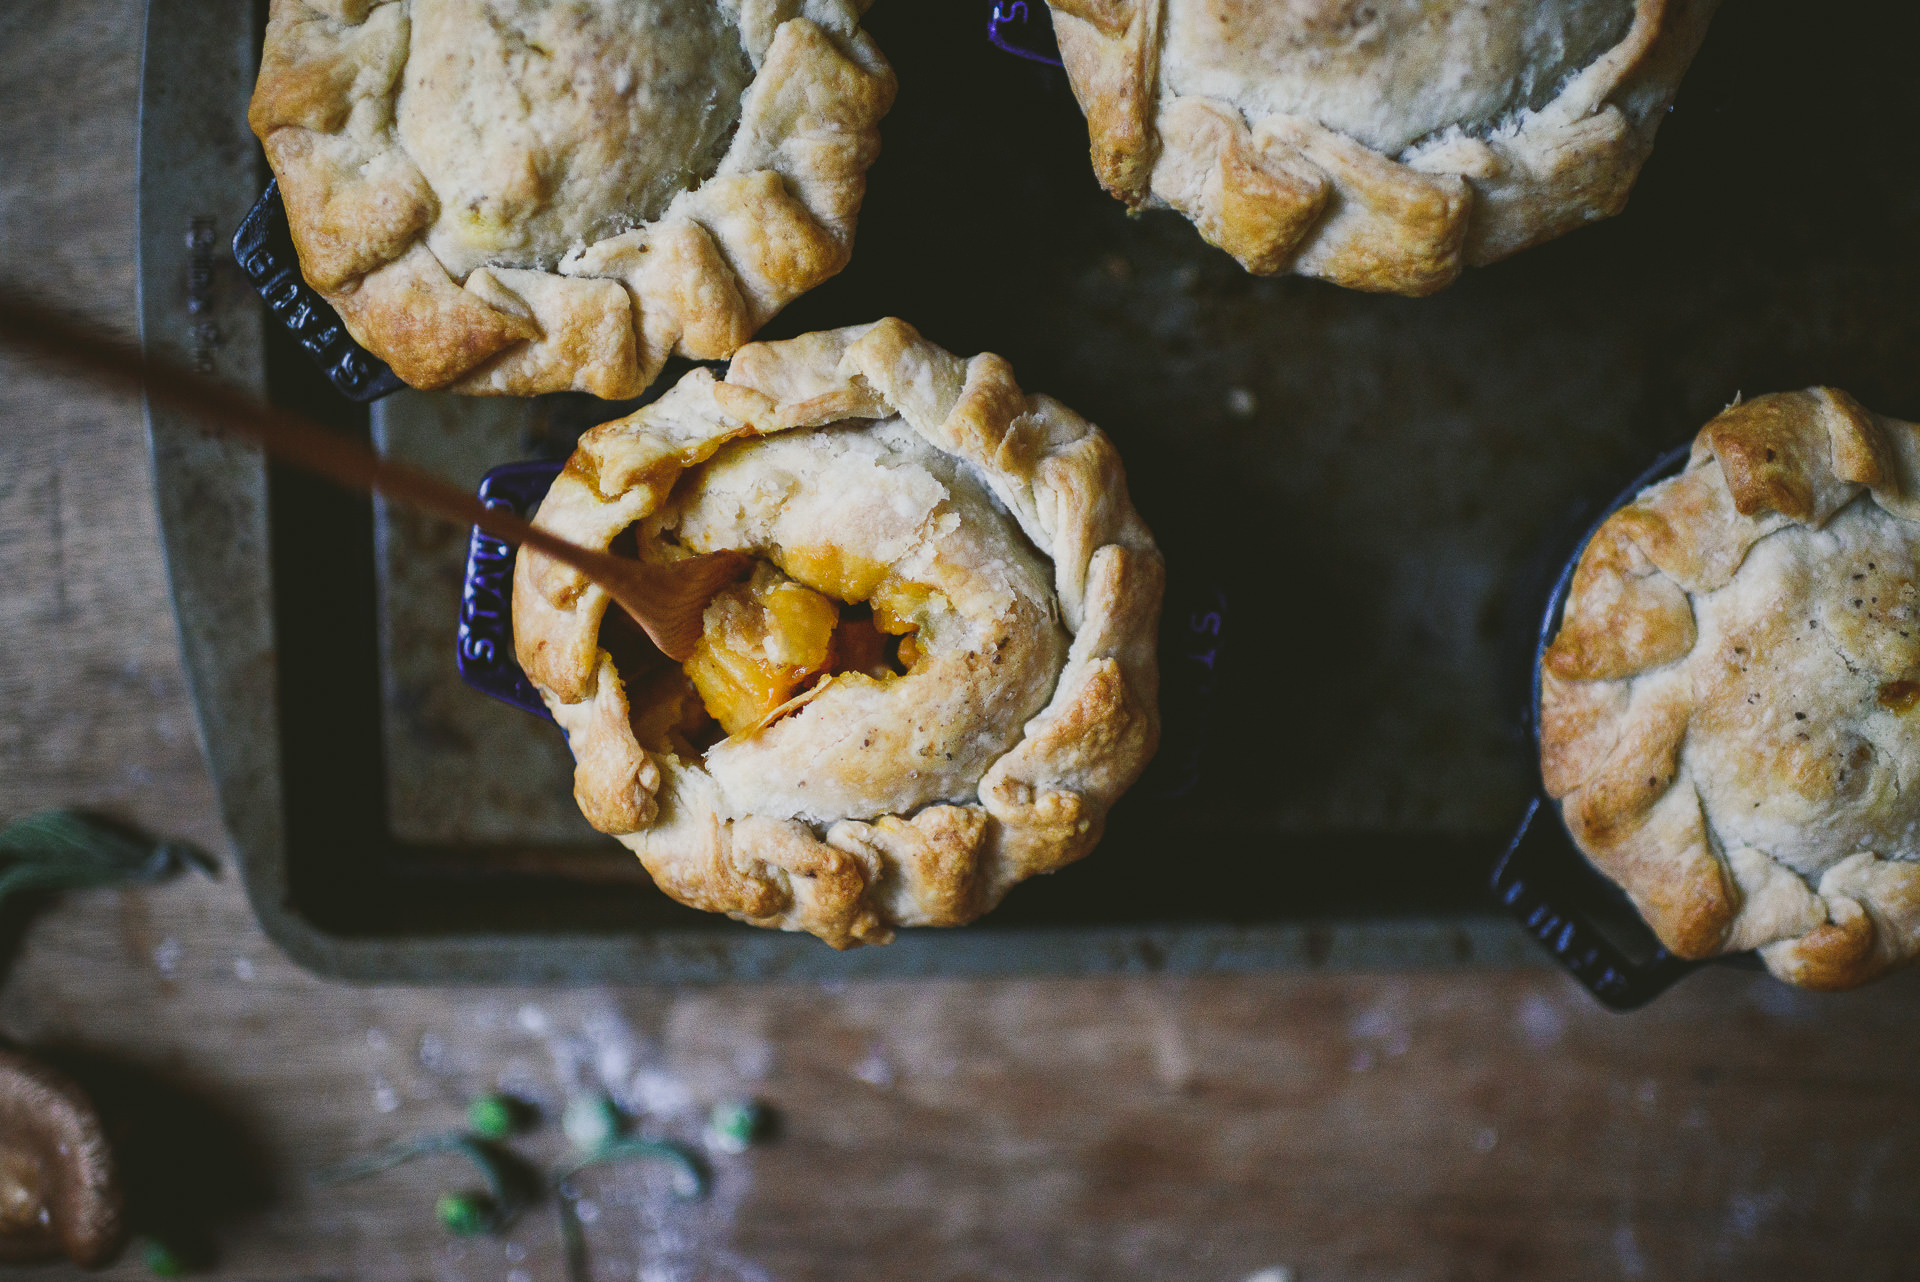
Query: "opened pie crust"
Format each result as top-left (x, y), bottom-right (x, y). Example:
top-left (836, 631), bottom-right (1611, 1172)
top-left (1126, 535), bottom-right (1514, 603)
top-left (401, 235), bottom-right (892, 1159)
top-left (1045, 0), bottom-right (1719, 294)
top-left (1542, 389), bottom-right (1920, 990)
top-left (248, 0), bottom-right (895, 396)
top-left (513, 319), bottom-right (1163, 947)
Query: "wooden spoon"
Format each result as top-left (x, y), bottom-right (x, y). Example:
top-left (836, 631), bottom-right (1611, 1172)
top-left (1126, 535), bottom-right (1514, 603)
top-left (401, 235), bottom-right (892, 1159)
top-left (0, 292), bottom-right (741, 662)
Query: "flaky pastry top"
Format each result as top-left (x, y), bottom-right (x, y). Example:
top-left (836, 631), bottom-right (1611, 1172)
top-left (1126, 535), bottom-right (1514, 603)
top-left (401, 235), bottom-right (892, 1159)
top-left (1543, 389), bottom-right (1920, 990)
top-left (512, 320), bottom-right (1163, 948)
top-left (249, 0), bottom-right (894, 397)
top-left (1044, 0), bottom-right (1719, 295)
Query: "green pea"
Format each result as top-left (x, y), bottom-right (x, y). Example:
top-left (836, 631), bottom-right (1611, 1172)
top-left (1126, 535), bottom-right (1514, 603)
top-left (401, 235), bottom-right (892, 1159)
top-left (144, 1240), bottom-right (187, 1277)
top-left (706, 1099), bottom-right (765, 1153)
top-left (466, 1093), bottom-right (517, 1140)
top-left (436, 1191), bottom-right (495, 1236)
top-left (562, 1093), bottom-right (622, 1154)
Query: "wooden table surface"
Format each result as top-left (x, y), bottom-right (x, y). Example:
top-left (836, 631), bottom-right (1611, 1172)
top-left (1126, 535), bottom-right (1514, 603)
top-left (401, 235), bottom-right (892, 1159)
top-left (4, 2), bottom-right (1919, 1278)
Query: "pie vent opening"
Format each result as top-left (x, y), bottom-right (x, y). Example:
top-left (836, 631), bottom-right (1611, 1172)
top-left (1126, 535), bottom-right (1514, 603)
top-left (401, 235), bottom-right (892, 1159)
top-left (595, 550), bottom-right (930, 759)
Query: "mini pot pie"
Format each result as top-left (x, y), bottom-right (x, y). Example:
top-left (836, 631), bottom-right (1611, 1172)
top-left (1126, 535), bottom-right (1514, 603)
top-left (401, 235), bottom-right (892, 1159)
top-left (513, 319), bottom-right (1163, 946)
top-left (1543, 389), bottom-right (1920, 991)
top-left (247, 0), bottom-right (895, 396)
top-left (1044, 0), bottom-right (1719, 295)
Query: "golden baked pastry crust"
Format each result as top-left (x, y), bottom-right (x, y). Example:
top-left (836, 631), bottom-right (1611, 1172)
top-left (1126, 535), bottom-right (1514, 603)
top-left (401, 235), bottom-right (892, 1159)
top-left (1046, 0), bottom-right (1719, 294)
top-left (1542, 389), bottom-right (1920, 990)
top-left (512, 320), bottom-right (1163, 947)
top-left (249, 0), bottom-right (895, 395)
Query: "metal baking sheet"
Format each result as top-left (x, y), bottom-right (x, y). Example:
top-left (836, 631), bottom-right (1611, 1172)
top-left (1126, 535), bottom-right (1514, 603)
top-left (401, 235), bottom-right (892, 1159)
top-left (141, 0), bottom-right (1920, 982)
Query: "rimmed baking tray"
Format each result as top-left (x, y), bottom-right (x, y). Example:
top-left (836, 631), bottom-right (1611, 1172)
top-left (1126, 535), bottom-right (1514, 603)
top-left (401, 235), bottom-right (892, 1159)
top-left (140, 0), bottom-right (1920, 983)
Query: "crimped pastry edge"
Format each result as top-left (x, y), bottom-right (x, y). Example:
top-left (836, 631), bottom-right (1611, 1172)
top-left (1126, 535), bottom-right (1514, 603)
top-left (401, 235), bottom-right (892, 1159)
top-left (248, 0), bottom-right (895, 396)
top-left (512, 319), bottom-right (1164, 948)
top-left (1045, 0), bottom-right (1720, 295)
top-left (1542, 388), bottom-right (1920, 991)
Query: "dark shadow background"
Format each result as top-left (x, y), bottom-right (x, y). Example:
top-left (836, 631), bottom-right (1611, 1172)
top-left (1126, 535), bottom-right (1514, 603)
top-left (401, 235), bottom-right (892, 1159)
top-left (262, 0), bottom-right (1920, 936)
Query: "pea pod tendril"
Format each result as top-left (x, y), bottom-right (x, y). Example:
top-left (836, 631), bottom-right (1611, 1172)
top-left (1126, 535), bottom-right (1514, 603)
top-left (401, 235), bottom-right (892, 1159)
top-left (315, 1134), bottom-right (524, 1232)
top-left (554, 1137), bottom-right (706, 1199)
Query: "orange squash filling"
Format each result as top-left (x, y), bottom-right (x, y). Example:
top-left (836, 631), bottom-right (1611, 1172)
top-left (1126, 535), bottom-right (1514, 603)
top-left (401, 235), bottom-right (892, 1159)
top-left (681, 561), bottom-right (923, 737)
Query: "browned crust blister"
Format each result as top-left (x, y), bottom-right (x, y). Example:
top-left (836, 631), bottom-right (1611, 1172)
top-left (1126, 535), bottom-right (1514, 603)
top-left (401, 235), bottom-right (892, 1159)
top-left (1542, 389), bottom-right (1920, 990)
top-left (512, 321), bottom-right (1163, 948)
top-left (249, 0), bottom-right (895, 395)
top-left (1046, 0), bottom-right (1719, 295)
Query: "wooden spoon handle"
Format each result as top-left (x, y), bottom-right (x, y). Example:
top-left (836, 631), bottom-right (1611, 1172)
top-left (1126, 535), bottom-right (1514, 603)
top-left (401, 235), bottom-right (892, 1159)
top-left (0, 291), bottom-right (713, 659)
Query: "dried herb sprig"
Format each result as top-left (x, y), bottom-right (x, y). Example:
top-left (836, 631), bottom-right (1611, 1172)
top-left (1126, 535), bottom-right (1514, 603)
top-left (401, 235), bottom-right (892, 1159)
top-left (0, 811), bottom-right (212, 917)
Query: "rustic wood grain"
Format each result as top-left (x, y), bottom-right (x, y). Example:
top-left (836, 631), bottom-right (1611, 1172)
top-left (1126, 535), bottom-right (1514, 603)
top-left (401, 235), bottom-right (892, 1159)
top-left (2, 2), bottom-right (1919, 1280)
